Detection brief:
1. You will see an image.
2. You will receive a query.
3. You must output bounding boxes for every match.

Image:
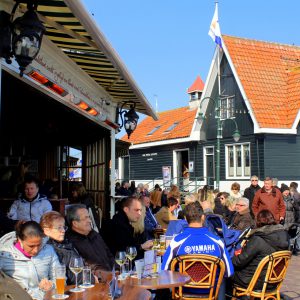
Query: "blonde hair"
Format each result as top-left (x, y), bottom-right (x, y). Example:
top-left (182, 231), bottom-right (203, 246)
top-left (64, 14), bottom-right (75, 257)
top-left (131, 205), bottom-right (145, 235)
top-left (167, 185), bottom-right (181, 200)
top-left (184, 194), bottom-right (196, 205)
top-left (226, 196), bottom-right (237, 211)
top-left (150, 190), bottom-right (162, 208)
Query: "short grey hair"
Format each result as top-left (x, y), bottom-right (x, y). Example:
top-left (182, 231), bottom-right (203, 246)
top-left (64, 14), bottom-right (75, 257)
top-left (238, 197), bottom-right (249, 207)
top-left (251, 175), bottom-right (258, 180)
top-left (66, 204), bottom-right (87, 227)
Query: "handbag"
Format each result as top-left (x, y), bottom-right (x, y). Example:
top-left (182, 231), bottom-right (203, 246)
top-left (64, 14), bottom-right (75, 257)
top-left (0, 270), bottom-right (32, 300)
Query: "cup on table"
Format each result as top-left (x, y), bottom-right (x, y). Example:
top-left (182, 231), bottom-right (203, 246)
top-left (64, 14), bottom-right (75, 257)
top-left (80, 266), bottom-right (94, 288)
top-left (159, 235), bottom-right (166, 250)
top-left (53, 265), bottom-right (68, 299)
top-left (153, 239), bottom-right (160, 249)
top-left (135, 260), bottom-right (144, 280)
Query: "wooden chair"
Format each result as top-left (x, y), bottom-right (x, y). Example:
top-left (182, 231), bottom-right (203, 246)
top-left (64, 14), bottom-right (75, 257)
top-left (170, 254), bottom-right (225, 300)
top-left (232, 250), bottom-right (292, 300)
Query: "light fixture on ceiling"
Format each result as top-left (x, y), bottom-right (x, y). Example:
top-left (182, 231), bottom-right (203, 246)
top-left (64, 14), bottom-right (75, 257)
top-left (0, 0), bottom-right (45, 76)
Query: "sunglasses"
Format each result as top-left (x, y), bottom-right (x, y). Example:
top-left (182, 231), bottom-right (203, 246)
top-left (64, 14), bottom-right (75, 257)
top-left (251, 179), bottom-right (258, 182)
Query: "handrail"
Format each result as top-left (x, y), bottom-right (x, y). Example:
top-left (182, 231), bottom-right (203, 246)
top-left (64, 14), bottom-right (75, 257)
top-left (115, 176), bottom-right (214, 194)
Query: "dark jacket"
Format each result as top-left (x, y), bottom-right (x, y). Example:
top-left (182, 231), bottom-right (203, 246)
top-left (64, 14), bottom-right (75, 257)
top-left (283, 195), bottom-right (298, 229)
top-left (243, 184), bottom-right (261, 210)
top-left (232, 224), bottom-right (289, 289)
top-left (46, 238), bottom-right (84, 285)
top-left (231, 208), bottom-right (255, 231)
top-left (66, 229), bottom-right (114, 272)
top-left (105, 210), bottom-right (146, 258)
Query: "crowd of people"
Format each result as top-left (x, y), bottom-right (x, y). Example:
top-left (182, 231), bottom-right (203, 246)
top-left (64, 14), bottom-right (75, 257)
top-left (0, 175), bottom-right (299, 299)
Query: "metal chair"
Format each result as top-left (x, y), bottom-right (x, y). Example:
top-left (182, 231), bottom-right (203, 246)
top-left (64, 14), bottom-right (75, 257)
top-left (232, 250), bottom-right (292, 300)
top-left (170, 254), bottom-right (225, 300)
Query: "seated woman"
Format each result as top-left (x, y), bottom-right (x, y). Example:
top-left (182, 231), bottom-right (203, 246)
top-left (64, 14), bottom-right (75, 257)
top-left (40, 211), bottom-right (87, 285)
top-left (232, 209), bottom-right (289, 290)
top-left (155, 197), bottom-right (178, 229)
top-left (0, 221), bottom-right (59, 300)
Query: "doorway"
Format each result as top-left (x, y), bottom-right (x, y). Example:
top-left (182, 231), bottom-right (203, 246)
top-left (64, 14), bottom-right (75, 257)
top-left (174, 149), bottom-right (189, 191)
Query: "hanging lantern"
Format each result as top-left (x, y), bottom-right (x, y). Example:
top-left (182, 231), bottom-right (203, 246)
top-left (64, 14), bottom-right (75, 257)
top-left (117, 103), bottom-right (139, 139)
top-left (124, 107), bottom-right (139, 138)
top-left (11, 3), bottom-right (45, 76)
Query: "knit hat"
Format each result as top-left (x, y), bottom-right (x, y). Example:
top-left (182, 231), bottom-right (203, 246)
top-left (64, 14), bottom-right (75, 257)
top-left (280, 184), bottom-right (289, 193)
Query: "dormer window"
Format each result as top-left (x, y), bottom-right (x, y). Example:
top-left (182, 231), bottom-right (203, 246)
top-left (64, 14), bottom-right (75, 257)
top-left (147, 126), bottom-right (161, 135)
top-left (164, 122), bottom-right (179, 133)
top-left (220, 95), bottom-right (235, 119)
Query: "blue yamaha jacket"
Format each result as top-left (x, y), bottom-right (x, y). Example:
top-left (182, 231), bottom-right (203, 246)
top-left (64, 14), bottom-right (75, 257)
top-left (162, 226), bottom-right (234, 278)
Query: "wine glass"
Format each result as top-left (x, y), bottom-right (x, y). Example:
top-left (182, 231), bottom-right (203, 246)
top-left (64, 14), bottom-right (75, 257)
top-left (126, 246), bottom-right (137, 274)
top-left (115, 251), bottom-right (126, 279)
top-left (69, 257), bottom-right (85, 292)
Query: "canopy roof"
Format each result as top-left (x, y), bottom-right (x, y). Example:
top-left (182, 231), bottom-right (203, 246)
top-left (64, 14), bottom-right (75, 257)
top-left (29, 0), bottom-right (156, 119)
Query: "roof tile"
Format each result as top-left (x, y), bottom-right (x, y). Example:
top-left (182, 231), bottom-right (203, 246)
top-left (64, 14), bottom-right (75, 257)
top-left (121, 106), bottom-right (197, 144)
top-left (223, 35), bottom-right (300, 128)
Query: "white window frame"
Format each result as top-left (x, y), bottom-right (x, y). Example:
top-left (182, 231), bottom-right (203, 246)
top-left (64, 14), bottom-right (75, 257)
top-left (225, 142), bottom-right (251, 179)
top-left (220, 96), bottom-right (235, 120)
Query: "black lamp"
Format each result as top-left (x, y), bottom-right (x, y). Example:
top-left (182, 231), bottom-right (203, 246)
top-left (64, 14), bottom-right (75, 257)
top-left (117, 103), bottom-right (139, 138)
top-left (0, 1), bottom-right (45, 76)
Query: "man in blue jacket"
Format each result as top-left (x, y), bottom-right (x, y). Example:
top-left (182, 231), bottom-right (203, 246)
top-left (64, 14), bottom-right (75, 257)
top-left (162, 202), bottom-right (234, 298)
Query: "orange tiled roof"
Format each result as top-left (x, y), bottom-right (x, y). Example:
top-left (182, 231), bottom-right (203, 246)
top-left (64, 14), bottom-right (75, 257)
top-left (223, 35), bottom-right (300, 128)
top-left (188, 76), bottom-right (205, 93)
top-left (121, 106), bottom-right (197, 144)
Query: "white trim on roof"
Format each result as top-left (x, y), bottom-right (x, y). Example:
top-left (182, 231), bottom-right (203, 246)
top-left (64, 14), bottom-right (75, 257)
top-left (129, 137), bottom-right (197, 149)
top-left (255, 128), bottom-right (297, 134)
top-left (221, 38), bottom-right (260, 133)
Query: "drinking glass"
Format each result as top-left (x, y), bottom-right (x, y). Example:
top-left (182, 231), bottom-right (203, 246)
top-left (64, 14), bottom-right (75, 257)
top-left (115, 251), bottom-right (126, 279)
top-left (52, 265), bottom-right (69, 299)
top-left (126, 246), bottom-right (137, 274)
top-left (69, 257), bottom-right (85, 292)
top-left (160, 235), bottom-right (166, 250)
top-left (79, 266), bottom-right (94, 288)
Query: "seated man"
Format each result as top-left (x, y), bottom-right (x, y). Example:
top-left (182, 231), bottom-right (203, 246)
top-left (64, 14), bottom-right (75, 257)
top-left (65, 204), bottom-right (114, 274)
top-left (162, 202), bottom-right (234, 294)
top-left (103, 196), bottom-right (152, 258)
top-left (155, 197), bottom-right (178, 229)
top-left (230, 197), bottom-right (255, 231)
top-left (141, 195), bottom-right (158, 239)
top-left (8, 177), bottom-right (52, 223)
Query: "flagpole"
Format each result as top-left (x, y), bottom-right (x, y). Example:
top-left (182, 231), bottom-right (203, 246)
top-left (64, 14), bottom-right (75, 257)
top-left (216, 1), bottom-right (221, 190)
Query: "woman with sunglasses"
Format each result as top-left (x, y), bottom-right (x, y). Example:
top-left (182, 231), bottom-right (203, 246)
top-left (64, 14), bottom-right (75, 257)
top-left (40, 211), bottom-right (84, 285)
top-left (0, 221), bottom-right (59, 300)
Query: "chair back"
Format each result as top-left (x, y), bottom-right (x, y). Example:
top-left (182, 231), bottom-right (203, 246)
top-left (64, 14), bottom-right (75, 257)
top-left (170, 254), bottom-right (225, 300)
top-left (233, 250), bottom-right (292, 300)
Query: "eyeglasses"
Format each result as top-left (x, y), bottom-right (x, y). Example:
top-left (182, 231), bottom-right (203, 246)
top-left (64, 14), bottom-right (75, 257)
top-left (251, 179), bottom-right (258, 182)
top-left (51, 226), bottom-right (68, 231)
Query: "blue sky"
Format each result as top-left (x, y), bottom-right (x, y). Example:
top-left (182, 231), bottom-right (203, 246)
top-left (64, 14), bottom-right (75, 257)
top-left (82, 0), bottom-right (300, 118)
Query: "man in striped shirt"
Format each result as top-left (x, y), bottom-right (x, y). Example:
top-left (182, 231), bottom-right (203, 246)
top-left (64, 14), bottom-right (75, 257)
top-left (162, 202), bottom-right (234, 296)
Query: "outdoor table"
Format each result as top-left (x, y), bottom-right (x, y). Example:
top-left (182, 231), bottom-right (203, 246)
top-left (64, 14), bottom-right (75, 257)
top-left (125, 270), bottom-right (190, 290)
top-left (44, 282), bottom-right (151, 300)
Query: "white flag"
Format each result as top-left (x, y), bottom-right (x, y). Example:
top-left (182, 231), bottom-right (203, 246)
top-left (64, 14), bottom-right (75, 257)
top-left (208, 3), bottom-right (222, 49)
